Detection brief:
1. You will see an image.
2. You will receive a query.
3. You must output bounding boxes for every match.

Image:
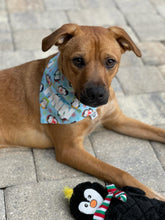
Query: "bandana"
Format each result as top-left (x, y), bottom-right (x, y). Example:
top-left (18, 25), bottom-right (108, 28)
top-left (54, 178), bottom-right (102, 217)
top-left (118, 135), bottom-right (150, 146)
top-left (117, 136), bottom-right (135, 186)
top-left (93, 184), bottom-right (127, 220)
top-left (39, 53), bottom-right (98, 124)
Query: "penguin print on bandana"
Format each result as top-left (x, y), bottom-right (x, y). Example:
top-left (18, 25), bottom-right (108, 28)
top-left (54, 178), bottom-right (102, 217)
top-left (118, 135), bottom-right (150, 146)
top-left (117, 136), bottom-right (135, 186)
top-left (40, 97), bottom-right (49, 109)
top-left (58, 85), bottom-right (68, 96)
top-left (82, 108), bottom-right (93, 118)
top-left (54, 70), bottom-right (61, 82)
top-left (46, 74), bottom-right (52, 86)
top-left (39, 53), bottom-right (98, 124)
top-left (40, 83), bottom-right (44, 92)
top-left (71, 97), bottom-right (80, 109)
top-left (47, 115), bottom-right (58, 124)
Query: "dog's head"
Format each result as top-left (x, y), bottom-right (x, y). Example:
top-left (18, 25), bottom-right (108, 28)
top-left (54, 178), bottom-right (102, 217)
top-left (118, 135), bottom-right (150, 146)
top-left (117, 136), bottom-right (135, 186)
top-left (42, 24), bottom-right (141, 107)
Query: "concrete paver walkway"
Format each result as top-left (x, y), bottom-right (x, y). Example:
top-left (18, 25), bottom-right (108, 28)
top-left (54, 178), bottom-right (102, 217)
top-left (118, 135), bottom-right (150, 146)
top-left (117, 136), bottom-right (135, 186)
top-left (0, 0), bottom-right (165, 219)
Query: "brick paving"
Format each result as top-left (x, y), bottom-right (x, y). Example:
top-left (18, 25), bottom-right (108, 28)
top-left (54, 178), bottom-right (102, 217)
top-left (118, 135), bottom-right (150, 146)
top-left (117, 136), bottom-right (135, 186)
top-left (0, 0), bottom-right (165, 219)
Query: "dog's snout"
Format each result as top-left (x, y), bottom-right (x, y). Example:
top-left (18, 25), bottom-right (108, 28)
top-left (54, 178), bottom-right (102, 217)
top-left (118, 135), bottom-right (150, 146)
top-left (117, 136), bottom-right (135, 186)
top-left (80, 85), bottom-right (109, 107)
top-left (86, 87), bottom-right (104, 101)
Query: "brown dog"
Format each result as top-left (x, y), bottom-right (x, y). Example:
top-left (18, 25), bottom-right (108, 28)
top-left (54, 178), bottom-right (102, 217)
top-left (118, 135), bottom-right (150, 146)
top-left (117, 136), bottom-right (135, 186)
top-left (0, 24), bottom-right (165, 200)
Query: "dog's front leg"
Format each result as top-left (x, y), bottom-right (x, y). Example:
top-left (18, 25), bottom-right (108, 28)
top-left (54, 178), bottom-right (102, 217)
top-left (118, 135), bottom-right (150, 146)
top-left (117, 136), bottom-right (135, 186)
top-left (57, 138), bottom-right (165, 201)
top-left (102, 90), bottom-right (165, 143)
top-left (46, 125), bottom-right (165, 201)
top-left (103, 112), bottom-right (165, 143)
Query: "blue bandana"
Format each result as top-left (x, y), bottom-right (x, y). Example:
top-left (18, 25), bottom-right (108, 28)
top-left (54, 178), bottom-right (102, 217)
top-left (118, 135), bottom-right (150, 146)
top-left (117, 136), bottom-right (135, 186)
top-left (39, 53), bottom-right (98, 124)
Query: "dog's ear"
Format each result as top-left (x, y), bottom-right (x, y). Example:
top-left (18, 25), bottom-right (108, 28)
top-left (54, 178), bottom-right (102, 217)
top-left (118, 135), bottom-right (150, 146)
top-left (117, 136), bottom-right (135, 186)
top-left (42, 23), bottom-right (78, 52)
top-left (108, 26), bottom-right (141, 57)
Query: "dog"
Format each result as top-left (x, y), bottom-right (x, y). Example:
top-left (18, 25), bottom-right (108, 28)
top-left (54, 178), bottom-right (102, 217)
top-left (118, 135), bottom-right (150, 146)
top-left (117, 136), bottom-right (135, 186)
top-left (0, 24), bottom-right (165, 200)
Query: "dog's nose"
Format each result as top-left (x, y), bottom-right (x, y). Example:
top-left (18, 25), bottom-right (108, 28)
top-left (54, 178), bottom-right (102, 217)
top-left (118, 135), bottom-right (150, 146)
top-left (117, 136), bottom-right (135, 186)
top-left (86, 87), bottom-right (105, 101)
top-left (80, 86), bottom-right (109, 107)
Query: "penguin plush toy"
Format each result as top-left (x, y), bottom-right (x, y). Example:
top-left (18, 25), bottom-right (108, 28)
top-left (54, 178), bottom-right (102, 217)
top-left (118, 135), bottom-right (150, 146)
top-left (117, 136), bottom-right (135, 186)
top-left (64, 182), bottom-right (165, 220)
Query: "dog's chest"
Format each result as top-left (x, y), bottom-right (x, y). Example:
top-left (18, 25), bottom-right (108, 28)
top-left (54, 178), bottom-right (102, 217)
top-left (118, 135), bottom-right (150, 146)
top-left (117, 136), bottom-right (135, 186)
top-left (86, 100), bottom-right (117, 133)
top-left (84, 104), bottom-right (109, 133)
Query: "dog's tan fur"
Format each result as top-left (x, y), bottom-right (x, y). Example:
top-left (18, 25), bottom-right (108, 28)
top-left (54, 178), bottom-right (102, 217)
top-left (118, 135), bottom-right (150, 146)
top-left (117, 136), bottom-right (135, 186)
top-left (0, 24), bottom-right (165, 200)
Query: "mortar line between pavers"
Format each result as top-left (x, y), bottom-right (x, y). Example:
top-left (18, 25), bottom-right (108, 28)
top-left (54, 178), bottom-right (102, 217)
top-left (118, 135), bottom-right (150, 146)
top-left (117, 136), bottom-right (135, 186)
top-left (149, 0), bottom-right (164, 18)
top-left (4, 1), bottom-right (16, 51)
top-left (1, 175), bottom-right (103, 192)
top-left (41, 0), bottom-right (47, 10)
top-left (87, 134), bottom-right (107, 186)
top-left (31, 149), bottom-right (39, 183)
top-left (115, 77), bottom-right (165, 96)
top-left (3, 189), bottom-right (7, 220)
top-left (88, 135), bottom-right (111, 187)
top-left (115, 75), bottom-right (127, 95)
top-left (113, 0), bottom-right (142, 42)
top-left (114, 76), bottom-right (126, 96)
top-left (88, 135), bottom-right (97, 159)
top-left (113, 0), bottom-right (130, 27)
top-left (65, 10), bottom-right (72, 23)
top-left (150, 141), bottom-right (165, 172)
top-left (138, 56), bottom-right (146, 66)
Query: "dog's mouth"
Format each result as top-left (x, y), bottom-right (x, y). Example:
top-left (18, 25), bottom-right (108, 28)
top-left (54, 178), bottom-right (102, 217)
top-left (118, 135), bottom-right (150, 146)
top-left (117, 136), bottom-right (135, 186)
top-left (79, 95), bottom-right (109, 107)
top-left (76, 86), bottom-right (109, 107)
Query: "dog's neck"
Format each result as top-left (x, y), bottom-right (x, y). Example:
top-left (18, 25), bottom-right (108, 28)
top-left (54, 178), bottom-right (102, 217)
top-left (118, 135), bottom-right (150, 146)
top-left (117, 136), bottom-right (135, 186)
top-left (39, 53), bottom-right (98, 124)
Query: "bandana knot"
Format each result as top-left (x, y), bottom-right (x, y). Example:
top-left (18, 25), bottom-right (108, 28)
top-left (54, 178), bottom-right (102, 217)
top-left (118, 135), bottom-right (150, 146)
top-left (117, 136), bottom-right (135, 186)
top-left (93, 184), bottom-right (127, 220)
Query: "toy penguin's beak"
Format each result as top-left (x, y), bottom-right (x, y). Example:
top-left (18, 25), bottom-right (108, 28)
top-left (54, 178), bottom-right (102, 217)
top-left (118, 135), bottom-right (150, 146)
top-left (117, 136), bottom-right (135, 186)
top-left (90, 199), bottom-right (97, 208)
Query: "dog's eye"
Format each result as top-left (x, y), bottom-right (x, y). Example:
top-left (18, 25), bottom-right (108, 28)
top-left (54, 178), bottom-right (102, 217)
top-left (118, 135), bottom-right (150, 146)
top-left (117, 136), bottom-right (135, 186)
top-left (105, 58), bottom-right (116, 69)
top-left (72, 57), bottom-right (85, 68)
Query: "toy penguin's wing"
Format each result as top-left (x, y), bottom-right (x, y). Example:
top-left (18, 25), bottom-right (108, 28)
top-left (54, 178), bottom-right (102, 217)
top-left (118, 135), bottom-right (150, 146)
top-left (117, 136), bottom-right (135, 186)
top-left (122, 186), bottom-right (145, 196)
